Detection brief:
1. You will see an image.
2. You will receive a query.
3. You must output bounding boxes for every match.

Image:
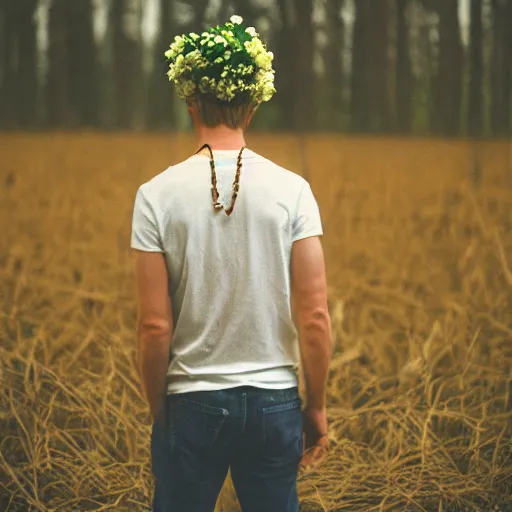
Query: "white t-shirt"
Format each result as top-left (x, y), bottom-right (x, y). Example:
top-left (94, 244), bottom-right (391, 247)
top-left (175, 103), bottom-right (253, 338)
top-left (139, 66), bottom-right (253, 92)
top-left (131, 148), bottom-right (323, 394)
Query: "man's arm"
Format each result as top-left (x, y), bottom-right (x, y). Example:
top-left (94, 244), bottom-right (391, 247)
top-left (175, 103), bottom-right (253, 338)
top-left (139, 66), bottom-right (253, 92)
top-left (291, 236), bottom-right (332, 468)
top-left (132, 250), bottom-right (173, 420)
top-left (291, 236), bottom-right (332, 411)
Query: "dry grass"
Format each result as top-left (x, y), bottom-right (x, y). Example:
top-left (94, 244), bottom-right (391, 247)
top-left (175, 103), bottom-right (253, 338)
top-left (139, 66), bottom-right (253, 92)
top-left (0, 133), bottom-right (511, 511)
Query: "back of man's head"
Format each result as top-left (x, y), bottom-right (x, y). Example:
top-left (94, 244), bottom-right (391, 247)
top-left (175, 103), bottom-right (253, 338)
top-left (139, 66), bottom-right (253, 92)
top-left (187, 93), bottom-right (256, 130)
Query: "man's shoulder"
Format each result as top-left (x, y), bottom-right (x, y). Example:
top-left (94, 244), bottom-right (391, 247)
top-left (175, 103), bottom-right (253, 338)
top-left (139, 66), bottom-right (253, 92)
top-left (249, 151), bottom-right (307, 188)
top-left (136, 158), bottom-right (195, 196)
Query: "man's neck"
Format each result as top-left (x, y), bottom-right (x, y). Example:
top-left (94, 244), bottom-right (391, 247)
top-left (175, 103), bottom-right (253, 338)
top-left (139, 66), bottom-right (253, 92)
top-left (196, 125), bottom-right (247, 151)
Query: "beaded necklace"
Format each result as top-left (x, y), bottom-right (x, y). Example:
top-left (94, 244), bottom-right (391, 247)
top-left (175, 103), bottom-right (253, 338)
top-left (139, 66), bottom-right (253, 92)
top-left (195, 143), bottom-right (246, 216)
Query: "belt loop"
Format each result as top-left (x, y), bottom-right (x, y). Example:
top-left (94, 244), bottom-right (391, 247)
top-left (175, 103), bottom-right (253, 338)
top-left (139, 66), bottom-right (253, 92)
top-left (241, 390), bottom-right (247, 432)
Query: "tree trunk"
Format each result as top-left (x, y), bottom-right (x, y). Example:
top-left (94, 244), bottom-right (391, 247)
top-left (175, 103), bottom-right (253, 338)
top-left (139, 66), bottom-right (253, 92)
top-left (111, 0), bottom-right (143, 129)
top-left (505, 0), bottom-right (512, 134)
top-left (149, 0), bottom-right (175, 129)
top-left (47, 0), bottom-right (70, 127)
top-left (468, 0), bottom-right (483, 136)
top-left (46, 0), bottom-right (97, 128)
top-left (275, 0), bottom-right (296, 129)
top-left (350, 0), bottom-right (371, 132)
top-left (351, 0), bottom-right (391, 133)
top-left (234, 1), bottom-right (260, 26)
top-left (491, 0), bottom-right (512, 135)
top-left (324, 0), bottom-right (345, 130)
top-left (16, 0), bottom-right (38, 128)
top-left (218, 0), bottom-right (232, 24)
top-left (293, 0), bottom-right (315, 130)
top-left (431, 0), bottom-right (463, 135)
top-left (370, 0), bottom-right (391, 132)
top-left (0, 1), bottom-right (38, 128)
top-left (274, 0), bottom-right (315, 130)
top-left (0, 2), bottom-right (15, 128)
top-left (182, 0), bottom-right (210, 34)
top-left (67, 0), bottom-right (98, 128)
top-left (490, 0), bottom-right (504, 135)
top-left (395, 0), bottom-right (413, 133)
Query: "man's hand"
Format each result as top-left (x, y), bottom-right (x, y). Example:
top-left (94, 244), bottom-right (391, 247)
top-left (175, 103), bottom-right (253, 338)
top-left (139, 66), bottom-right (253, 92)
top-left (150, 397), bottom-right (165, 423)
top-left (299, 406), bottom-right (329, 471)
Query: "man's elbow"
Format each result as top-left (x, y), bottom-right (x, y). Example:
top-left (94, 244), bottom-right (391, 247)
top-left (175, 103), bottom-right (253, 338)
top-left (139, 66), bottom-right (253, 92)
top-left (137, 319), bottom-right (173, 340)
top-left (297, 308), bottom-right (331, 330)
top-left (297, 309), bottom-right (332, 340)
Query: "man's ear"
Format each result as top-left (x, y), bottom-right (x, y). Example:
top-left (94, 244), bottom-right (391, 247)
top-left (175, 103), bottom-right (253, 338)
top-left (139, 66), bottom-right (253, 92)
top-left (186, 100), bottom-right (200, 127)
top-left (246, 104), bottom-right (259, 128)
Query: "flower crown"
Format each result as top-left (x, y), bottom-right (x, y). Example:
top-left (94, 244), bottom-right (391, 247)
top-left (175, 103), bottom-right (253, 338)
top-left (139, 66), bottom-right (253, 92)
top-left (164, 15), bottom-right (276, 104)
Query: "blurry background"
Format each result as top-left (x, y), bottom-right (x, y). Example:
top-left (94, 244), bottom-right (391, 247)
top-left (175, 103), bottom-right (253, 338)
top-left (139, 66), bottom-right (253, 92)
top-left (1, 1), bottom-right (512, 512)
top-left (1, 0), bottom-right (511, 135)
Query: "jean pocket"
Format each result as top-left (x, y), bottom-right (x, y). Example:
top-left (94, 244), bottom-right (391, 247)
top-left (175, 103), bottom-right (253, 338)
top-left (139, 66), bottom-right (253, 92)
top-left (262, 398), bottom-right (303, 461)
top-left (171, 397), bottom-right (229, 450)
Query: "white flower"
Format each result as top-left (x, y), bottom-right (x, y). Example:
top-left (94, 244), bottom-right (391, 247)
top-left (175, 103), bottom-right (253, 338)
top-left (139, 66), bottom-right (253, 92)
top-left (179, 80), bottom-right (197, 97)
top-left (255, 52), bottom-right (272, 70)
top-left (185, 49), bottom-right (208, 69)
top-left (214, 35), bottom-right (227, 46)
top-left (261, 85), bottom-right (276, 102)
top-left (189, 33), bottom-right (200, 40)
top-left (224, 51), bottom-right (232, 60)
top-left (230, 15), bottom-right (243, 25)
top-left (256, 70), bottom-right (274, 83)
top-left (199, 76), bottom-right (216, 94)
top-left (245, 27), bottom-right (257, 37)
top-left (170, 40), bottom-right (185, 53)
top-left (244, 38), bottom-right (265, 59)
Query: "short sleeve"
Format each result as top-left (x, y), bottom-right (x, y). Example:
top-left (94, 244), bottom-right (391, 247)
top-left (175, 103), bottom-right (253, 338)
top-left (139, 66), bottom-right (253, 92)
top-left (131, 186), bottom-right (164, 252)
top-left (292, 181), bottom-right (323, 242)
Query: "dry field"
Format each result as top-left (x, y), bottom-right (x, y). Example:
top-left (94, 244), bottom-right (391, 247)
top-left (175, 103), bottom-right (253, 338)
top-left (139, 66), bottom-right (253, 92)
top-left (0, 133), bottom-right (511, 512)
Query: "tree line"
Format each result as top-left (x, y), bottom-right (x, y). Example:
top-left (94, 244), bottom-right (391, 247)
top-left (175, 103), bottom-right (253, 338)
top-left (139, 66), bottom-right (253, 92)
top-left (0, 0), bottom-right (511, 136)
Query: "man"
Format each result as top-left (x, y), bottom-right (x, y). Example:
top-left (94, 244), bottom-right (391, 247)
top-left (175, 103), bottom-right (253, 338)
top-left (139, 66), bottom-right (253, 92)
top-left (131, 15), bottom-right (332, 512)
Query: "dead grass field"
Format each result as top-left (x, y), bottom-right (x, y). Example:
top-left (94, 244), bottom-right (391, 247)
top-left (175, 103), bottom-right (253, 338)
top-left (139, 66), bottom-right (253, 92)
top-left (0, 133), bottom-right (511, 511)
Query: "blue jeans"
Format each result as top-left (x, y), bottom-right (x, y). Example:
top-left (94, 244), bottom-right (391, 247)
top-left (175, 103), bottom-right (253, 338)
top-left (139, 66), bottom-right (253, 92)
top-left (151, 385), bottom-right (303, 512)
